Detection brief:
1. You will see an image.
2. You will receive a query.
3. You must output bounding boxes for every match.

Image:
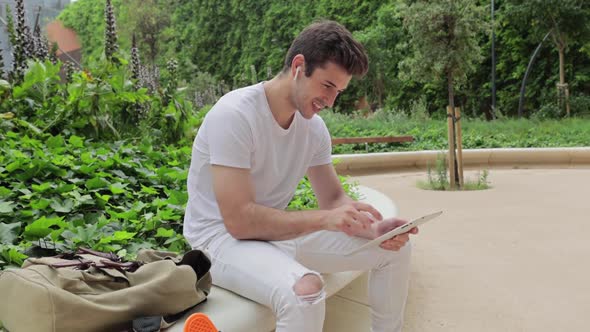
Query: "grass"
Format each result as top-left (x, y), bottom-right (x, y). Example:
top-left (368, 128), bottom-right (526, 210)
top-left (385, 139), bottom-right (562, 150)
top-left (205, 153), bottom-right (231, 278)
top-left (416, 152), bottom-right (491, 191)
top-left (321, 109), bottom-right (590, 154)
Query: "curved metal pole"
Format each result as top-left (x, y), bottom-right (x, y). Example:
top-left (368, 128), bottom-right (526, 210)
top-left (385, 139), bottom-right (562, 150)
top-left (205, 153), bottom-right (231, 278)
top-left (518, 31), bottom-right (551, 117)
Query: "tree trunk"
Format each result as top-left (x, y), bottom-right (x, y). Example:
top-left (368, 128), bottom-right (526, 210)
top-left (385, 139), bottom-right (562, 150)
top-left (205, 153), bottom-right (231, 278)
top-left (558, 44), bottom-right (571, 116)
top-left (447, 72), bottom-right (460, 189)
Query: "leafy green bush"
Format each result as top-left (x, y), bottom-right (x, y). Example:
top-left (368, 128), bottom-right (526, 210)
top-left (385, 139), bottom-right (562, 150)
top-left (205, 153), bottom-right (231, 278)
top-left (416, 152), bottom-right (491, 191)
top-left (322, 111), bottom-right (590, 154)
top-left (0, 59), bottom-right (201, 145)
top-left (0, 132), bottom-right (192, 268)
top-left (0, 131), bottom-right (358, 269)
top-left (58, 0), bottom-right (590, 118)
top-left (570, 95), bottom-right (590, 117)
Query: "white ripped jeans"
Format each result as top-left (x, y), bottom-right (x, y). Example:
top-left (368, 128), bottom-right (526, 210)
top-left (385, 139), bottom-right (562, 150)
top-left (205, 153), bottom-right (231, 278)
top-left (204, 230), bottom-right (412, 332)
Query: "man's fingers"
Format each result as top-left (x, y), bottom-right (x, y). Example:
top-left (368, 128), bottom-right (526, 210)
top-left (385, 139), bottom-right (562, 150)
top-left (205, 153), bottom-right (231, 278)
top-left (396, 233), bottom-right (410, 243)
top-left (341, 215), bottom-right (366, 235)
top-left (379, 241), bottom-right (403, 251)
top-left (381, 234), bottom-right (409, 246)
top-left (353, 202), bottom-right (383, 221)
top-left (354, 211), bottom-right (374, 229)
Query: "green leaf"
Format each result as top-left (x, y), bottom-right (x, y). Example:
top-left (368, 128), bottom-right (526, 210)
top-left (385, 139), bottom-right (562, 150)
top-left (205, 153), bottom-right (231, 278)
top-left (4, 248), bottom-right (28, 266)
top-left (0, 222), bottom-right (20, 244)
top-left (68, 135), bottom-right (84, 148)
top-left (78, 164), bottom-right (98, 174)
top-left (69, 191), bottom-right (93, 205)
top-left (0, 201), bottom-right (14, 214)
top-left (86, 177), bottom-right (109, 190)
top-left (94, 192), bottom-right (111, 202)
top-left (141, 185), bottom-right (158, 195)
top-left (108, 209), bottom-right (137, 220)
top-left (24, 216), bottom-right (67, 239)
top-left (32, 182), bottom-right (52, 193)
top-left (56, 184), bottom-right (75, 193)
top-left (155, 227), bottom-right (174, 238)
top-left (113, 231), bottom-right (136, 241)
top-left (0, 187), bottom-right (11, 198)
top-left (5, 161), bottom-right (21, 173)
top-left (50, 199), bottom-right (75, 213)
top-left (46, 135), bottom-right (65, 149)
top-left (30, 198), bottom-right (51, 210)
top-left (110, 170), bottom-right (127, 179)
top-left (157, 208), bottom-right (180, 221)
top-left (165, 189), bottom-right (188, 206)
top-left (80, 152), bottom-right (96, 164)
top-left (109, 182), bottom-right (127, 194)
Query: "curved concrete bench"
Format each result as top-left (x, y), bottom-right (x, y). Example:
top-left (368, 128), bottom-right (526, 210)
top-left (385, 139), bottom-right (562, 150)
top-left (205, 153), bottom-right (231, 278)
top-left (169, 185), bottom-right (398, 332)
top-left (333, 147), bottom-right (590, 173)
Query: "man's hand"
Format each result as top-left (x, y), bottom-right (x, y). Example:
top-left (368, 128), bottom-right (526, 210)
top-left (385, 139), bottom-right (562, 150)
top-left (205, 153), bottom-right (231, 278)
top-left (322, 202), bottom-right (383, 236)
top-left (374, 218), bottom-right (419, 251)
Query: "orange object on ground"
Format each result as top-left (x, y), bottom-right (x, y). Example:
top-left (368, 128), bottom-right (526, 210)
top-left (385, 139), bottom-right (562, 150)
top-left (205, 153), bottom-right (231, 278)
top-left (183, 313), bottom-right (219, 332)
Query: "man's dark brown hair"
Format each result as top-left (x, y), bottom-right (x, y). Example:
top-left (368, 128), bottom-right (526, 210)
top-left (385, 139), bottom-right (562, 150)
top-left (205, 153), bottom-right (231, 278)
top-left (283, 20), bottom-right (369, 78)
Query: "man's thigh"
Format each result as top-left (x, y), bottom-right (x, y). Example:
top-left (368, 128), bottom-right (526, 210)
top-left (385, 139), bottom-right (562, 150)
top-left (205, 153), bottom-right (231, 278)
top-left (206, 233), bottom-right (316, 307)
top-left (288, 231), bottom-right (411, 274)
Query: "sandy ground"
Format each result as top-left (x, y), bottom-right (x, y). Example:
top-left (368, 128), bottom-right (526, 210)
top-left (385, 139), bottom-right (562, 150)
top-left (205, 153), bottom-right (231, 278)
top-left (326, 168), bottom-right (590, 332)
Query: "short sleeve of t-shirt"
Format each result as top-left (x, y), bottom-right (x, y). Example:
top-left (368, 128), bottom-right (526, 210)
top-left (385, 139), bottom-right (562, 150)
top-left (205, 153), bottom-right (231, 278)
top-left (309, 118), bottom-right (333, 167)
top-left (204, 107), bottom-right (253, 169)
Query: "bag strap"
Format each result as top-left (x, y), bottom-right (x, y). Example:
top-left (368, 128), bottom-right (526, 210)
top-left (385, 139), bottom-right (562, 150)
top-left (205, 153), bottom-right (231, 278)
top-left (77, 247), bottom-right (121, 262)
top-left (49, 258), bottom-right (142, 272)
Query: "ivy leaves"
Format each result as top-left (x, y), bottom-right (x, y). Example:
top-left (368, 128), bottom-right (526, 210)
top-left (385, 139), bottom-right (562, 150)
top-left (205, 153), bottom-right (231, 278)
top-left (0, 133), bottom-right (190, 268)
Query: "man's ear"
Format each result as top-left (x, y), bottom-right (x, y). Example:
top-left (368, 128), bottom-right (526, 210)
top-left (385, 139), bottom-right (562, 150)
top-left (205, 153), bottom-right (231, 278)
top-left (291, 54), bottom-right (305, 77)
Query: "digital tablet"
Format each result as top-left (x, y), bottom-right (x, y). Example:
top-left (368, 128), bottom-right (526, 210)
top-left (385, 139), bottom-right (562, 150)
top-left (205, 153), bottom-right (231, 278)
top-left (345, 210), bottom-right (443, 256)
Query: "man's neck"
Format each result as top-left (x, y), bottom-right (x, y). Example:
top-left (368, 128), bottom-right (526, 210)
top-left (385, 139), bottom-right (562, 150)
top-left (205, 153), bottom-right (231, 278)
top-left (263, 74), bottom-right (297, 129)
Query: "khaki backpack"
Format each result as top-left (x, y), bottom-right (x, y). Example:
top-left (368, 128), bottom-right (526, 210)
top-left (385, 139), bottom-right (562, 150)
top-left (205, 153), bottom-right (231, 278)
top-left (0, 248), bottom-right (212, 332)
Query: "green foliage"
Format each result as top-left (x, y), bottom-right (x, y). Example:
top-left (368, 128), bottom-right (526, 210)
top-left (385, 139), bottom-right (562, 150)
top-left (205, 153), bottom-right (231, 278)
top-left (352, 3), bottom-right (406, 109)
top-left (59, 0), bottom-right (125, 62)
top-left (322, 110), bottom-right (590, 154)
top-left (0, 58), bottom-right (200, 145)
top-left (506, 0), bottom-right (590, 44)
top-left (417, 152), bottom-right (491, 191)
top-left (400, 0), bottom-right (489, 111)
top-left (426, 153), bottom-right (449, 190)
top-left (0, 132), bottom-right (190, 268)
top-left (118, 0), bottom-right (170, 64)
top-left (58, 0), bottom-right (590, 117)
top-left (0, 131), bottom-right (359, 269)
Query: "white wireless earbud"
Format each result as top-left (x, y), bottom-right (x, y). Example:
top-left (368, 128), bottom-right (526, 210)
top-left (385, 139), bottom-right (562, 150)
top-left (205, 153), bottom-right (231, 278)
top-left (293, 67), bottom-right (301, 81)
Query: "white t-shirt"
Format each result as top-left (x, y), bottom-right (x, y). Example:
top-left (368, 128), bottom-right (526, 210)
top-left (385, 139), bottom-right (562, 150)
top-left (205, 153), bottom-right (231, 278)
top-left (183, 83), bottom-right (333, 248)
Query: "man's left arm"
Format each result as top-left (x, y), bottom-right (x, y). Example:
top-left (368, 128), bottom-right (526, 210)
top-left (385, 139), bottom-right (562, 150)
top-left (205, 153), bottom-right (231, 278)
top-left (306, 163), bottom-right (355, 210)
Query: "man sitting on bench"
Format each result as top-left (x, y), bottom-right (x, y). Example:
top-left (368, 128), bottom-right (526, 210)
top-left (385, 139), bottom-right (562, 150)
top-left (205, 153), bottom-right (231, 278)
top-left (183, 20), bottom-right (418, 332)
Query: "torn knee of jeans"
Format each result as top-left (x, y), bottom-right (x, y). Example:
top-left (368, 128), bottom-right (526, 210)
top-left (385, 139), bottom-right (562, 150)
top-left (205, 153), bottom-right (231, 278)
top-left (292, 273), bottom-right (325, 305)
top-left (295, 288), bottom-right (326, 306)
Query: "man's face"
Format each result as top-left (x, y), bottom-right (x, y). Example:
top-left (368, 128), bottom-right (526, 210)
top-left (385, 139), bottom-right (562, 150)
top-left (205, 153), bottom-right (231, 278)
top-left (293, 61), bottom-right (352, 119)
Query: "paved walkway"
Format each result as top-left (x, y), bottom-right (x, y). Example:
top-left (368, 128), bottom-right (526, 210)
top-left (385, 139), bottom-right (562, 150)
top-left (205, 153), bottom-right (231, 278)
top-left (324, 168), bottom-right (590, 332)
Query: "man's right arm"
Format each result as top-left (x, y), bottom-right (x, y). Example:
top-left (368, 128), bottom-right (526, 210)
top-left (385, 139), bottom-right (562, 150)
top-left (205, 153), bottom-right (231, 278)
top-left (211, 164), bottom-right (374, 241)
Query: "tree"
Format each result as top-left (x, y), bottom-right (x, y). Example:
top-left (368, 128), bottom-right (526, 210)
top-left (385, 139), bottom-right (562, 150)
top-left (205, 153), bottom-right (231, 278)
top-left (401, 0), bottom-right (488, 188)
top-left (505, 0), bottom-right (590, 116)
top-left (353, 3), bottom-right (407, 109)
top-left (119, 0), bottom-right (170, 65)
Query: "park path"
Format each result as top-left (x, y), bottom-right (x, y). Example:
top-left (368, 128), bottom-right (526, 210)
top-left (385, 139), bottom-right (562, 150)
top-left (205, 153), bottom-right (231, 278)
top-left (324, 168), bottom-right (590, 332)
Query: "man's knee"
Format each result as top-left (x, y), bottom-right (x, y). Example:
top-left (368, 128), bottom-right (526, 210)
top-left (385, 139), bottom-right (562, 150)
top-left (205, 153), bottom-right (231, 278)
top-left (293, 273), bottom-right (324, 297)
top-left (377, 240), bottom-right (412, 268)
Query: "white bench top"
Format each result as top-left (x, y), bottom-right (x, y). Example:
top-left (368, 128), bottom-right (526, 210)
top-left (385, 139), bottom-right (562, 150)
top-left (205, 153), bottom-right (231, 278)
top-left (169, 185), bottom-right (397, 332)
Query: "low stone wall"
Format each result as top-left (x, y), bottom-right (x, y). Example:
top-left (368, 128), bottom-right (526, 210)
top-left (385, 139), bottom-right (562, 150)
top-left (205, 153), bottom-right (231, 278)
top-left (333, 147), bottom-right (590, 173)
